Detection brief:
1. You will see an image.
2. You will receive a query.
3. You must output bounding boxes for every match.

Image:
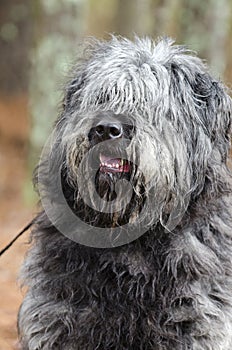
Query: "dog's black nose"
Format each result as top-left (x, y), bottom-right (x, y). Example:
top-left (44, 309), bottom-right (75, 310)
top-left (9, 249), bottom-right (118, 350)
top-left (94, 120), bottom-right (123, 141)
top-left (88, 113), bottom-right (134, 145)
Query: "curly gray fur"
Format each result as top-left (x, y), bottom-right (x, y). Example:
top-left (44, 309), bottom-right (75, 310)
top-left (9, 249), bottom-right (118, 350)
top-left (18, 36), bottom-right (232, 350)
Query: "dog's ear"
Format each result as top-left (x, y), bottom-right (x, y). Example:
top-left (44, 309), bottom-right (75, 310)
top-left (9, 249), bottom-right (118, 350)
top-left (64, 77), bottom-right (79, 108)
top-left (170, 61), bottom-right (232, 157)
top-left (63, 73), bottom-right (86, 110)
top-left (210, 80), bottom-right (231, 144)
top-left (193, 72), bottom-right (232, 160)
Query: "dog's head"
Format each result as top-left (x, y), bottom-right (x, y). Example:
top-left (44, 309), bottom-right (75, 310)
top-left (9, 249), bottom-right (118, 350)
top-left (37, 37), bottom-right (232, 247)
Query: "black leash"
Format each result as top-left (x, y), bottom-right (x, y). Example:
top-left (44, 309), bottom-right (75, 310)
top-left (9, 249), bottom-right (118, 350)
top-left (0, 219), bottom-right (34, 257)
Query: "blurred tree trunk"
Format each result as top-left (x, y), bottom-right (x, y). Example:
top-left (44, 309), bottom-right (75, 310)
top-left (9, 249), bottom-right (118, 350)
top-left (87, 0), bottom-right (155, 38)
top-left (26, 0), bottom-right (87, 202)
top-left (161, 0), bottom-right (183, 39)
top-left (86, 0), bottom-right (118, 37)
top-left (29, 0), bottom-right (87, 164)
top-left (114, 0), bottom-right (154, 37)
top-left (0, 0), bottom-right (31, 145)
top-left (114, 0), bottom-right (139, 37)
top-left (0, 1), bottom-right (32, 203)
top-left (0, 0), bottom-right (31, 95)
top-left (206, 0), bottom-right (230, 78)
top-left (224, 1), bottom-right (232, 87)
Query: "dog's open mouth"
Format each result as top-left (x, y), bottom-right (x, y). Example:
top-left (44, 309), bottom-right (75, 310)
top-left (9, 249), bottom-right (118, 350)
top-left (99, 154), bottom-right (131, 174)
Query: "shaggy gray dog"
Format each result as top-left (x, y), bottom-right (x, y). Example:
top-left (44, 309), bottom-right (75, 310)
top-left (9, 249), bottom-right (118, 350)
top-left (18, 37), bottom-right (232, 350)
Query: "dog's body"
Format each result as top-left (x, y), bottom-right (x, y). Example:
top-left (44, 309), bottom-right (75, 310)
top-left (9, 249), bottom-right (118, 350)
top-left (18, 37), bottom-right (232, 350)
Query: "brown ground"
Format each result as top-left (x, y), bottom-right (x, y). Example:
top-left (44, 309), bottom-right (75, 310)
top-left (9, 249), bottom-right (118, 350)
top-left (0, 95), bottom-right (34, 350)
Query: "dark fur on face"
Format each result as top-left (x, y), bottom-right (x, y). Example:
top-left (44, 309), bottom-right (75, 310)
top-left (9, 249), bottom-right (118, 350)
top-left (18, 37), bottom-right (232, 350)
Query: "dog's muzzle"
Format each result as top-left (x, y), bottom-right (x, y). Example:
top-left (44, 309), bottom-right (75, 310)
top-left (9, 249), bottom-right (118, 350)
top-left (88, 113), bottom-right (134, 175)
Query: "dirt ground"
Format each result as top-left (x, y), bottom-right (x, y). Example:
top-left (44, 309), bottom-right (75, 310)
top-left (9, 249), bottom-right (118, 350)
top-left (0, 95), bottom-right (34, 350)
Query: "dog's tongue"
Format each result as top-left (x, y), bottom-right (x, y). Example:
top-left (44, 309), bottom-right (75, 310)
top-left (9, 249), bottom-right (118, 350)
top-left (100, 154), bottom-right (130, 173)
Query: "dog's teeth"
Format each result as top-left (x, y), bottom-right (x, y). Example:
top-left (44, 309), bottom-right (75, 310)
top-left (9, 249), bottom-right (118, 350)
top-left (100, 159), bottom-right (123, 170)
